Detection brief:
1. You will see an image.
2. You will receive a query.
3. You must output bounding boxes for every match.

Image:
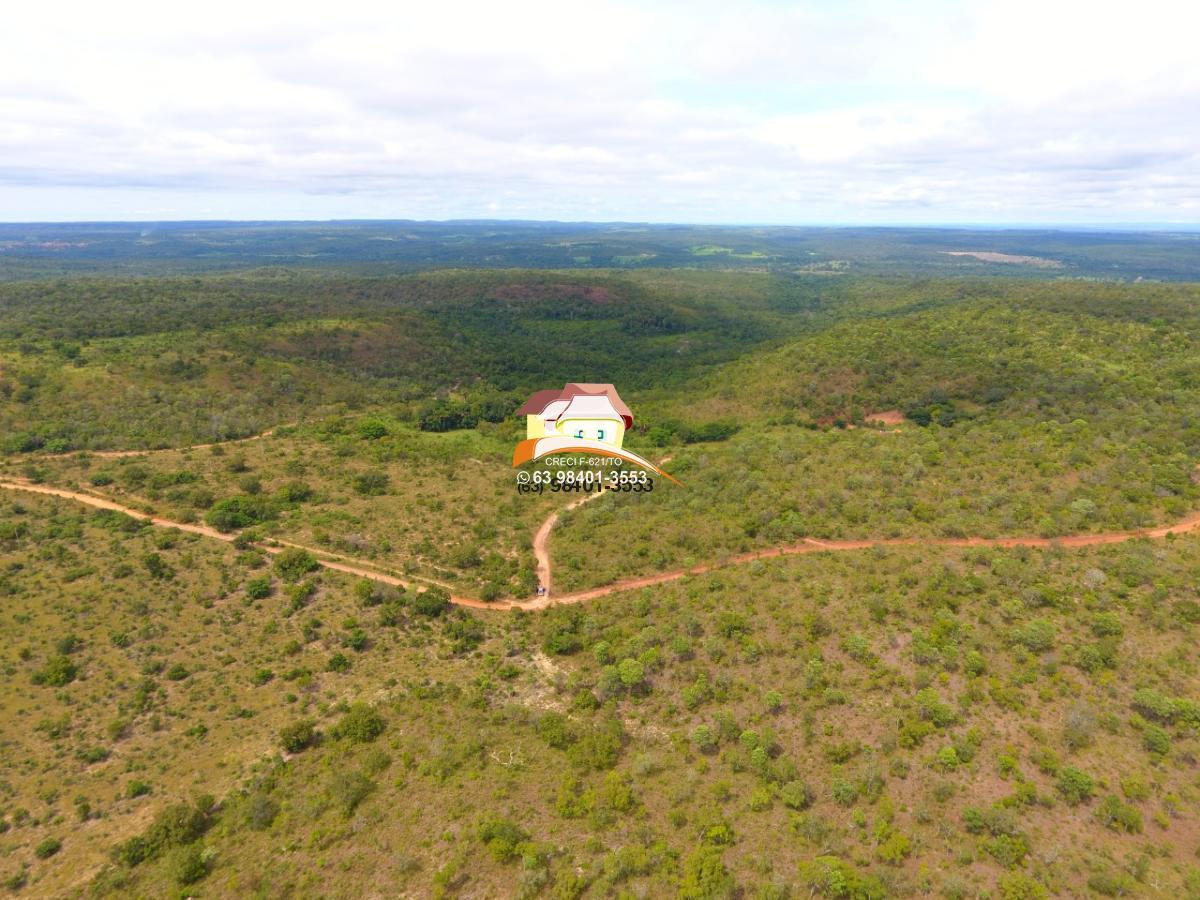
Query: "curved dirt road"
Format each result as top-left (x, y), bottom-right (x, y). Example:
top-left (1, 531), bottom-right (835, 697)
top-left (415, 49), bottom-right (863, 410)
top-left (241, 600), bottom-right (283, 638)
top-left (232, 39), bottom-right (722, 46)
top-left (531, 456), bottom-right (673, 598)
top-left (531, 490), bottom-right (609, 595)
top-left (543, 511), bottom-right (1200, 606)
top-left (46, 425), bottom-right (292, 460)
top-left (0, 479), bottom-right (509, 611)
top-left (5, 475), bottom-right (1200, 613)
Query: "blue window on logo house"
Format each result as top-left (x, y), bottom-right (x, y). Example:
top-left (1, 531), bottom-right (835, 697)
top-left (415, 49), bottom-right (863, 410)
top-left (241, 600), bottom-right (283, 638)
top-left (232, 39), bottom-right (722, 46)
top-left (597, 429), bottom-right (605, 440)
top-left (575, 429), bottom-right (584, 439)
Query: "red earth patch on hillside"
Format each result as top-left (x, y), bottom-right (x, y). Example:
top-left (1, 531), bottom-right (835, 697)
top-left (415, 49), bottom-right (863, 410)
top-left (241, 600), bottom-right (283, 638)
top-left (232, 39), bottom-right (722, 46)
top-left (866, 409), bottom-right (906, 426)
top-left (490, 283), bottom-right (616, 304)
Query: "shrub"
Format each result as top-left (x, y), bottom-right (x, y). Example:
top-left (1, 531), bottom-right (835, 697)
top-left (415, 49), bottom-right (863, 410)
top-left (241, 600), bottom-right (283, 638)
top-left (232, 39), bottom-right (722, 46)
top-left (1087, 871), bottom-right (1136, 897)
top-left (1062, 702), bottom-right (1097, 750)
top-left (2, 870), bottom-right (28, 891)
top-left (1056, 767), bottom-right (1095, 805)
top-left (679, 846), bottom-right (735, 899)
top-left (1011, 619), bottom-right (1055, 653)
top-left (117, 800), bottom-right (211, 867)
top-left (962, 807), bottom-right (986, 833)
top-left (34, 837), bottom-right (61, 859)
top-left (165, 663), bottom-right (189, 681)
top-left (543, 625), bottom-right (583, 655)
top-left (691, 725), bottom-right (717, 754)
top-left (327, 652), bottom-right (351, 672)
top-left (79, 747), bottom-right (110, 764)
top-left (412, 587), bottom-right (451, 617)
top-left (797, 855), bottom-right (885, 899)
top-left (1090, 612), bottom-right (1124, 637)
top-left (352, 471), bottom-right (390, 496)
top-left (247, 793), bottom-right (280, 830)
top-left (126, 780), bottom-right (152, 799)
top-left (1174, 600), bottom-right (1200, 624)
top-left (274, 480), bottom-right (313, 503)
top-left (477, 815), bottom-right (529, 863)
top-left (780, 780), bottom-right (814, 811)
top-left (32, 654), bottom-right (78, 686)
top-left (333, 704), bottom-right (385, 743)
top-left (245, 576), bottom-right (272, 599)
top-left (876, 831), bottom-right (911, 865)
top-left (683, 674), bottom-right (713, 710)
top-left (114, 836), bottom-right (150, 867)
top-left (205, 494), bottom-right (278, 531)
top-left (997, 872), bottom-right (1049, 900)
top-left (169, 844), bottom-right (209, 885)
top-left (617, 657), bottom-right (645, 689)
top-left (536, 713), bottom-right (576, 750)
top-left (1075, 641), bottom-right (1118, 673)
top-left (1096, 795), bottom-right (1143, 833)
top-left (831, 778), bottom-right (858, 807)
top-left (1131, 688), bottom-right (1179, 722)
top-left (914, 689), bottom-right (956, 727)
top-left (142, 552), bottom-right (174, 580)
top-left (567, 717), bottom-right (625, 771)
top-left (357, 419), bottom-right (389, 439)
top-left (1142, 724), bottom-right (1170, 755)
top-left (55, 634), bottom-right (82, 655)
top-left (329, 771), bottom-right (375, 817)
top-left (934, 746), bottom-right (959, 771)
top-left (986, 833), bottom-right (1030, 868)
top-left (1120, 774), bottom-right (1151, 801)
top-left (354, 579), bottom-right (380, 606)
top-left (274, 548), bottom-right (318, 582)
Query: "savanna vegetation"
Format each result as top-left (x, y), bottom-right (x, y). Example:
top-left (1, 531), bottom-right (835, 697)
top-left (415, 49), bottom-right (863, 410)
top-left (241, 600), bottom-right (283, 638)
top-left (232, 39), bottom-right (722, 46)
top-left (4, 491), bottom-right (1200, 897)
top-left (2, 235), bottom-right (1200, 897)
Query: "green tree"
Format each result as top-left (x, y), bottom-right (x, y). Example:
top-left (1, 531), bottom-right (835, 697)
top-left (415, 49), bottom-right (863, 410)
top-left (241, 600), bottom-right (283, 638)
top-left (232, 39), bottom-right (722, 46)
top-left (679, 846), bottom-right (735, 899)
top-left (333, 704), bottom-right (385, 743)
top-left (412, 587), bottom-right (451, 617)
top-left (274, 547), bottom-right (318, 582)
top-left (617, 657), bottom-right (645, 690)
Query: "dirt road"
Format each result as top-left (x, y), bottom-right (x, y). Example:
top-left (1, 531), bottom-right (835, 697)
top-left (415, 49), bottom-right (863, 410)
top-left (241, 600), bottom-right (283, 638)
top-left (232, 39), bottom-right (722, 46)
top-left (531, 456), bottom-right (673, 599)
top-left (0, 479), bottom-right (508, 610)
top-left (6, 467), bottom-right (1200, 613)
top-left (47, 425), bottom-right (291, 459)
top-left (531, 490), bottom-right (609, 595)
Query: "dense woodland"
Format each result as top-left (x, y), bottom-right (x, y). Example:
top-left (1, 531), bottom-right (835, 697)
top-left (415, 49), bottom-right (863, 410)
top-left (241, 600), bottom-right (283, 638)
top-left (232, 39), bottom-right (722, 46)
top-left (2, 250), bottom-right (1200, 898)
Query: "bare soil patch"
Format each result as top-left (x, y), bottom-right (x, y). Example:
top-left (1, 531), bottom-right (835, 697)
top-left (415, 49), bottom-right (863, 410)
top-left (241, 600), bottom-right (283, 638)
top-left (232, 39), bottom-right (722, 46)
top-left (943, 250), bottom-right (1063, 268)
top-left (865, 409), bottom-right (906, 426)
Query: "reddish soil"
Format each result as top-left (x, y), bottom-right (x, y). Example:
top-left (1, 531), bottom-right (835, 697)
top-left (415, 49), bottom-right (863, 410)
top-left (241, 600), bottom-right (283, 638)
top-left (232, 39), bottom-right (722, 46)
top-left (490, 283), bottom-right (615, 305)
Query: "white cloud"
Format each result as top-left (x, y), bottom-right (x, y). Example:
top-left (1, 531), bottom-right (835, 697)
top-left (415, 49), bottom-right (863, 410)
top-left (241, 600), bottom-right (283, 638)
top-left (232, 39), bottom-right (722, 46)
top-left (0, 0), bottom-right (1196, 222)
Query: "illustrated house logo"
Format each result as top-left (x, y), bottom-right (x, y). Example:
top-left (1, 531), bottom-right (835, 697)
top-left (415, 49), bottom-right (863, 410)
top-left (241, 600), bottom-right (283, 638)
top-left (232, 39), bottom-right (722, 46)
top-left (512, 383), bottom-right (678, 481)
top-left (519, 382), bottom-right (632, 448)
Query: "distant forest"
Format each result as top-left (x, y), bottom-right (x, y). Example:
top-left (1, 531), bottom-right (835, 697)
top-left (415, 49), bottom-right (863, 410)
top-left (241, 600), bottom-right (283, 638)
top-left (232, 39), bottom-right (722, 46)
top-left (2, 220), bottom-right (1199, 281)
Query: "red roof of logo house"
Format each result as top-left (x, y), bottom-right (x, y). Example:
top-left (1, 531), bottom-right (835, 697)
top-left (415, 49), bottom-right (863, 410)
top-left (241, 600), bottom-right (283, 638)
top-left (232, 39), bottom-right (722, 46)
top-left (516, 383), bottom-right (633, 428)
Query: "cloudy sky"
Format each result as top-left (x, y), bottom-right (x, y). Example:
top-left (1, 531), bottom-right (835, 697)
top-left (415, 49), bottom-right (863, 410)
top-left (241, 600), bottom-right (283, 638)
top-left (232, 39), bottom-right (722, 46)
top-left (1, 0), bottom-right (1197, 224)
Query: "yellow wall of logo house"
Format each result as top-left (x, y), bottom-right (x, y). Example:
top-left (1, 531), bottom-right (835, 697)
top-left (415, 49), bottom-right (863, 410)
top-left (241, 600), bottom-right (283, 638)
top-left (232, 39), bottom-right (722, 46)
top-left (525, 413), bottom-right (626, 445)
top-left (523, 390), bottom-right (628, 448)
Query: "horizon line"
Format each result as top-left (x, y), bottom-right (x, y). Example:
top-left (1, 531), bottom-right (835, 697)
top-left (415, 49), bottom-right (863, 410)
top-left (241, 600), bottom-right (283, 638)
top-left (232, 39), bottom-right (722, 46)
top-left (1, 217), bottom-right (1199, 233)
